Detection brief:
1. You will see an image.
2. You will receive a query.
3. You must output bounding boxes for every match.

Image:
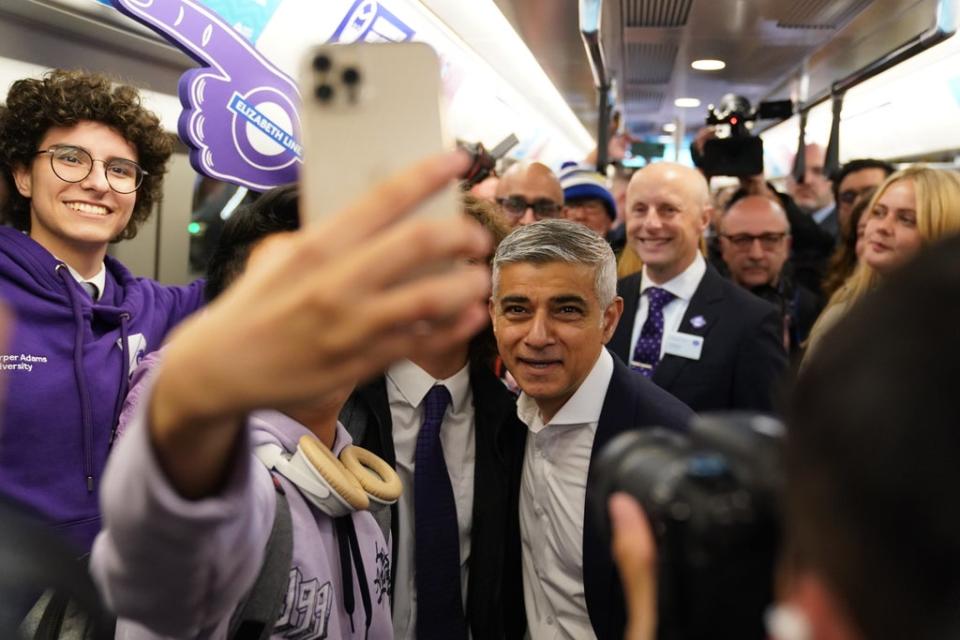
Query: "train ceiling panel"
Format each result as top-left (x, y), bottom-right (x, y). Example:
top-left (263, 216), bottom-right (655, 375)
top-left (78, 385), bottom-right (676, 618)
top-left (624, 87), bottom-right (666, 113)
top-left (499, 0), bottom-right (941, 144)
top-left (774, 0), bottom-right (875, 30)
top-left (622, 0), bottom-right (694, 28)
top-left (624, 42), bottom-right (679, 84)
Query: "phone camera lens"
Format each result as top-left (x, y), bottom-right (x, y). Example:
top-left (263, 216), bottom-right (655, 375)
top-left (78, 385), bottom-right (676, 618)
top-left (315, 84), bottom-right (335, 102)
top-left (342, 67), bottom-right (361, 86)
top-left (313, 54), bottom-right (332, 72)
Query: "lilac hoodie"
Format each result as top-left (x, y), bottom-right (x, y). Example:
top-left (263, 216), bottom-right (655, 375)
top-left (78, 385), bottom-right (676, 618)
top-left (91, 356), bottom-right (394, 639)
top-left (0, 226), bottom-right (204, 551)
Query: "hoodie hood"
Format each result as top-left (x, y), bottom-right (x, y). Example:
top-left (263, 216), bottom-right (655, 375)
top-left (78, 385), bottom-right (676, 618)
top-left (0, 227), bottom-right (149, 314)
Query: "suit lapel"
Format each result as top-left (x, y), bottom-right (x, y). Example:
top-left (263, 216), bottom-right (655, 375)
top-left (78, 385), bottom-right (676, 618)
top-left (653, 264), bottom-right (724, 391)
top-left (357, 378), bottom-right (395, 466)
top-left (582, 356), bottom-right (635, 636)
top-left (354, 378), bottom-right (401, 594)
top-left (610, 273), bottom-right (643, 362)
top-left (464, 363), bottom-right (516, 629)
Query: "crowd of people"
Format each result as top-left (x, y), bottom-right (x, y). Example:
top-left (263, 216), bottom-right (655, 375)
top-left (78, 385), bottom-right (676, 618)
top-left (1, 67), bottom-right (959, 640)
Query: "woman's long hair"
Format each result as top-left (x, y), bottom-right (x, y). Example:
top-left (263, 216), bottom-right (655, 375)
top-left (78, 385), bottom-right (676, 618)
top-left (807, 166), bottom-right (960, 346)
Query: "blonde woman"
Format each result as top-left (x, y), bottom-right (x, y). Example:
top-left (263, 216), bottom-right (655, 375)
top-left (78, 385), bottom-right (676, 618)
top-left (805, 165), bottom-right (960, 359)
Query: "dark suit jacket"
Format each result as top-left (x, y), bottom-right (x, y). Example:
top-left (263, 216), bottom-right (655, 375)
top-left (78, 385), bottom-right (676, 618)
top-left (508, 354), bottom-right (694, 639)
top-left (817, 206), bottom-right (840, 241)
top-left (340, 361), bottom-right (527, 639)
top-left (609, 264), bottom-right (788, 413)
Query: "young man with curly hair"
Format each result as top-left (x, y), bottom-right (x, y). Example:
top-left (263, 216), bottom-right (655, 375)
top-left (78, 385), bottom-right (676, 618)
top-left (0, 69), bottom-right (204, 552)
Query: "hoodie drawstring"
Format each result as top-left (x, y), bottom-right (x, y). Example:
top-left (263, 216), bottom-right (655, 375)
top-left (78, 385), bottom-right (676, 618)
top-left (109, 313), bottom-right (130, 446)
top-left (335, 516), bottom-right (373, 639)
top-left (56, 265), bottom-right (95, 493)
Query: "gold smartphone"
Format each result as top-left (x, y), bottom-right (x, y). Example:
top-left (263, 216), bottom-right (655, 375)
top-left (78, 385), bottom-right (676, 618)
top-left (299, 42), bottom-right (458, 224)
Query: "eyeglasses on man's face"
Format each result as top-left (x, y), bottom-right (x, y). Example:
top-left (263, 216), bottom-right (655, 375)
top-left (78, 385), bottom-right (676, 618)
top-left (838, 187), bottom-right (874, 206)
top-left (497, 196), bottom-right (562, 220)
top-left (564, 199), bottom-right (607, 217)
top-left (35, 144), bottom-right (146, 194)
top-left (721, 232), bottom-right (789, 251)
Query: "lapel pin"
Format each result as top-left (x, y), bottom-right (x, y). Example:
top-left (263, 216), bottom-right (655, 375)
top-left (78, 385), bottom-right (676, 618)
top-left (690, 315), bottom-right (706, 329)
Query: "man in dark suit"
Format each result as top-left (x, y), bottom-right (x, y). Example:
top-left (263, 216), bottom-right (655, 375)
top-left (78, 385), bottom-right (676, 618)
top-left (788, 143), bottom-right (837, 236)
top-left (340, 198), bottom-right (526, 640)
top-left (718, 195), bottom-right (824, 359)
top-left (490, 219), bottom-right (693, 639)
top-left (609, 162), bottom-right (787, 413)
top-left (340, 357), bottom-right (525, 639)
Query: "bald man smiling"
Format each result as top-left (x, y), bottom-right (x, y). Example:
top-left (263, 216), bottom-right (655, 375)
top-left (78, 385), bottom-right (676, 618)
top-left (608, 162), bottom-right (788, 412)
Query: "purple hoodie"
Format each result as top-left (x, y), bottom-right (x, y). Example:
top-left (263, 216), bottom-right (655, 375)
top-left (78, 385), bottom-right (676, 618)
top-left (91, 356), bottom-right (394, 639)
top-left (0, 226), bottom-right (204, 551)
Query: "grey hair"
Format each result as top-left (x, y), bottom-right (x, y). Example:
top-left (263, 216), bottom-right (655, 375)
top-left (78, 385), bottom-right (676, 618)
top-left (492, 219), bottom-right (618, 308)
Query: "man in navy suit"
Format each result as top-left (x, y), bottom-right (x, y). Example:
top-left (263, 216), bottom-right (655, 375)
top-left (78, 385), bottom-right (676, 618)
top-left (341, 198), bottom-right (526, 639)
top-left (489, 219), bottom-right (692, 639)
top-left (609, 162), bottom-right (787, 413)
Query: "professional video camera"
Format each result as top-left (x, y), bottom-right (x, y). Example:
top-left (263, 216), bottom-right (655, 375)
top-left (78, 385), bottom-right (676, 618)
top-left (589, 414), bottom-right (783, 640)
top-left (697, 94), bottom-right (793, 177)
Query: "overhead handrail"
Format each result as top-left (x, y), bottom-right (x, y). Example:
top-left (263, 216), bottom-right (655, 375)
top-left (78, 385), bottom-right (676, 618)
top-left (792, 110), bottom-right (809, 183)
top-left (828, 0), bottom-right (959, 97)
top-left (579, 0), bottom-right (612, 172)
top-left (824, 91), bottom-right (845, 177)
top-left (758, 0), bottom-right (959, 134)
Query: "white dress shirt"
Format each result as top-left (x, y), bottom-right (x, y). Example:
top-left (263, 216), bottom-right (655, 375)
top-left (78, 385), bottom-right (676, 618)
top-left (629, 253), bottom-right (706, 362)
top-left (63, 261), bottom-right (106, 301)
top-left (811, 203), bottom-right (834, 225)
top-left (517, 349), bottom-right (614, 640)
top-left (386, 359), bottom-right (475, 639)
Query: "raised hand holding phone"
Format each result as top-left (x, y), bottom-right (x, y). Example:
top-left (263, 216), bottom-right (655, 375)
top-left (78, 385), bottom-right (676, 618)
top-left (150, 151), bottom-right (491, 496)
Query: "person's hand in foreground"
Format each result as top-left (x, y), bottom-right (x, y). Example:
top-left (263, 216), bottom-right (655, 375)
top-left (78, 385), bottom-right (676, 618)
top-left (150, 151), bottom-right (492, 498)
top-left (610, 492), bottom-right (658, 640)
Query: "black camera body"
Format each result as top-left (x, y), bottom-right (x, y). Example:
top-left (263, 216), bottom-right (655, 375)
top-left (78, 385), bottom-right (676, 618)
top-left (698, 95), bottom-right (793, 177)
top-left (589, 413), bottom-right (784, 640)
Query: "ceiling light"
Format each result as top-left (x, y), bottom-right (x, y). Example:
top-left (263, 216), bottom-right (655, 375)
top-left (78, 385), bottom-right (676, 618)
top-left (663, 123), bottom-right (677, 133)
top-left (675, 98), bottom-right (701, 108)
top-left (691, 59), bottom-right (726, 71)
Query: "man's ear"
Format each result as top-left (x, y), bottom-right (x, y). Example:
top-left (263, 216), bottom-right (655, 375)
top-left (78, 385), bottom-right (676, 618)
top-left (488, 297), bottom-right (497, 331)
top-left (11, 164), bottom-right (33, 199)
top-left (700, 204), bottom-right (715, 233)
top-left (602, 296), bottom-right (624, 344)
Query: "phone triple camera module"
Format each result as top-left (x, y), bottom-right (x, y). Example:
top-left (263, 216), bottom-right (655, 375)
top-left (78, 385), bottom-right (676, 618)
top-left (315, 84), bottom-right (335, 102)
top-left (342, 67), bottom-right (361, 86)
top-left (312, 55), bottom-right (362, 105)
top-left (313, 54), bottom-right (332, 72)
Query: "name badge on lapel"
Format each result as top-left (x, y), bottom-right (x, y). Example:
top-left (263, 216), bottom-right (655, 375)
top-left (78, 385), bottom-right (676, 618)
top-left (663, 332), bottom-right (704, 361)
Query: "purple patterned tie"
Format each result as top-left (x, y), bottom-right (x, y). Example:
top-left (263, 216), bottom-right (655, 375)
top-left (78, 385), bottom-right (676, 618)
top-left (631, 287), bottom-right (676, 377)
top-left (414, 385), bottom-right (467, 640)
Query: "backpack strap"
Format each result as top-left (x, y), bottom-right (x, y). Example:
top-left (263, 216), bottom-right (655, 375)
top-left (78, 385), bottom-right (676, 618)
top-left (228, 475), bottom-right (293, 640)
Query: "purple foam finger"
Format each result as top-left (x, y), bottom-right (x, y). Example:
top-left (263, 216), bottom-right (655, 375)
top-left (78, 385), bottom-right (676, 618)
top-left (110, 0), bottom-right (303, 190)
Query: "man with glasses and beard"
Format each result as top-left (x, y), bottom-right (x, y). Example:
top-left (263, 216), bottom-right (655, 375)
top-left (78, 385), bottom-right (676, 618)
top-left (832, 159), bottom-right (895, 239)
top-left (719, 195), bottom-right (823, 358)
